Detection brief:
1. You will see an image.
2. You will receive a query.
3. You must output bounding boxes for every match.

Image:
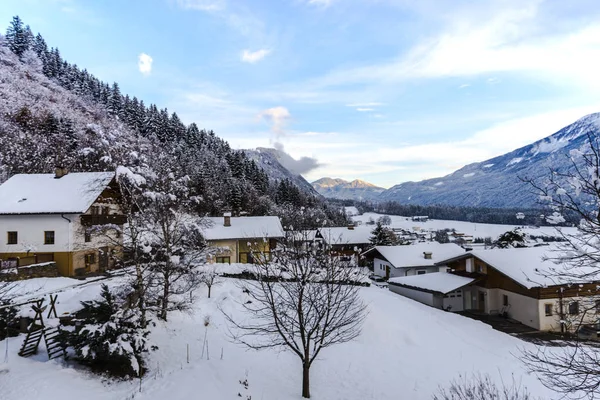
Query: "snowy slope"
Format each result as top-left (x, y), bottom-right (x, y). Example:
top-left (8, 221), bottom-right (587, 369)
top-left (0, 277), bottom-right (559, 399)
top-left (379, 113), bottom-right (600, 208)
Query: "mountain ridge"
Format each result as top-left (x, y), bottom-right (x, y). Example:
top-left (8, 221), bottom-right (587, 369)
top-left (311, 177), bottom-right (385, 201)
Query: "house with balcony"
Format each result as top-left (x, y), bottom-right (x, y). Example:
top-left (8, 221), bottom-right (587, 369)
top-left (387, 246), bottom-right (600, 332)
top-left (0, 169), bottom-right (126, 276)
top-left (202, 214), bottom-right (285, 264)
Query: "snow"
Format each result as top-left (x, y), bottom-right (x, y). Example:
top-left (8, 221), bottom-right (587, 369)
top-left (463, 173), bottom-right (475, 178)
top-left (0, 277), bottom-right (558, 399)
top-left (483, 163), bottom-right (494, 168)
top-left (318, 226), bottom-right (372, 245)
top-left (364, 243), bottom-right (466, 268)
top-left (202, 216), bottom-right (285, 241)
top-left (434, 181), bottom-right (444, 186)
top-left (389, 272), bottom-right (475, 294)
top-left (0, 172), bottom-right (114, 214)
top-left (352, 212), bottom-right (577, 240)
top-left (344, 206), bottom-right (360, 216)
top-left (507, 157), bottom-right (524, 166)
top-left (467, 247), bottom-right (568, 289)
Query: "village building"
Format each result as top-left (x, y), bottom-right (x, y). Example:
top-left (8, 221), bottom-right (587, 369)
top-left (388, 246), bottom-right (600, 332)
top-left (316, 225), bottom-right (372, 264)
top-left (0, 169), bottom-right (125, 276)
top-left (363, 242), bottom-right (467, 279)
top-left (202, 214), bottom-right (285, 264)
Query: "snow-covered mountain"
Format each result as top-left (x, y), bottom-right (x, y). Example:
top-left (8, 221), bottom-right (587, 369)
top-left (312, 177), bottom-right (385, 201)
top-left (379, 113), bottom-right (600, 208)
top-left (245, 148), bottom-right (319, 195)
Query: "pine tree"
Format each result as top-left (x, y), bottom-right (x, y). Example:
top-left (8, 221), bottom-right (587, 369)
top-left (369, 221), bottom-right (398, 246)
top-left (5, 16), bottom-right (30, 57)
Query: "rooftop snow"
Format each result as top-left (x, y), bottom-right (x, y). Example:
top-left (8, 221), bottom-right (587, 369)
top-left (366, 243), bottom-right (466, 269)
top-left (467, 247), bottom-right (569, 289)
top-left (319, 226), bottom-right (372, 245)
top-left (389, 272), bottom-right (475, 294)
top-left (0, 172), bottom-right (115, 214)
top-left (202, 216), bottom-right (285, 240)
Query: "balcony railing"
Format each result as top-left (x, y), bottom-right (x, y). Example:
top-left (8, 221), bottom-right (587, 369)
top-left (80, 214), bottom-right (127, 226)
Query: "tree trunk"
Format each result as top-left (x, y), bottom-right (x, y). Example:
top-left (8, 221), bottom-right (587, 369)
top-left (160, 274), bottom-right (169, 321)
top-left (208, 285), bottom-right (211, 298)
top-left (302, 363), bottom-right (310, 398)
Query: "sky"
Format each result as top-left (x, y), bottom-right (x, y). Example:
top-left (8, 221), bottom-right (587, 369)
top-left (1, 0), bottom-right (600, 188)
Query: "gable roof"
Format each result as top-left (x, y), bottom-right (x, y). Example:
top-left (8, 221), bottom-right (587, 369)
top-left (0, 172), bottom-right (115, 215)
top-left (203, 216), bottom-right (285, 241)
top-left (389, 272), bottom-right (476, 295)
top-left (318, 226), bottom-right (372, 245)
top-left (436, 246), bottom-right (588, 289)
top-left (364, 243), bottom-right (467, 269)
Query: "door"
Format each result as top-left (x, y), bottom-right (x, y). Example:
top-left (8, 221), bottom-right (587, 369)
top-left (99, 247), bottom-right (109, 271)
top-left (478, 291), bottom-right (485, 312)
top-left (385, 265), bottom-right (390, 280)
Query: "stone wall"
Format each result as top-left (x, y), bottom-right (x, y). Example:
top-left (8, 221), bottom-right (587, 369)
top-left (0, 262), bottom-right (59, 281)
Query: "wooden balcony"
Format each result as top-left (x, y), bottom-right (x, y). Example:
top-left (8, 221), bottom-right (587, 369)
top-left (80, 214), bottom-right (127, 227)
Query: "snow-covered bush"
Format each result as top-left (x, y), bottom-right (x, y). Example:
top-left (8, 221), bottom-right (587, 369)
top-left (0, 300), bottom-right (18, 341)
top-left (69, 284), bottom-right (153, 378)
top-left (433, 374), bottom-right (538, 400)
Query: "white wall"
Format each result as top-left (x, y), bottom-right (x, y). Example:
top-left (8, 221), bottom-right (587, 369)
top-left (389, 284), bottom-right (435, 306)
top-left (0, 214), bottom-right (77, 253)
top-left (390, 266), bottom-right (440, 278)
top-left (374, 257), bottom-right (390, 277)
top-left (492, 288), bottom-right (540, 329)
top-left (537, 296), bottom-right (600, 331)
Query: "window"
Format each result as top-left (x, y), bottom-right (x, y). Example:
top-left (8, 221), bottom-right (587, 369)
top-left (545, 303), bottom-right (553, 317)
top-left (85, 253), bottom-right (96, 264)
top-left (216, 256), bottom-right (230, 264)
top-left (476, 264), bottom-right (484, 273)
top-left (44, 231), bottom-right (55, 245)
top-left (7, 231), bottom-right (17, 245)
top-left (569, 301), bottom-right (579, 315)
top-left (84, 230), bottom-right (91, 243)
top-left (91, 206), bottom-right (100, 215)
top-left (417, 270), bottom-right (427, 275)
top-left (503, 295), bottom-right (508, 307)
top-left (101, 206), bottom-right (110, 215)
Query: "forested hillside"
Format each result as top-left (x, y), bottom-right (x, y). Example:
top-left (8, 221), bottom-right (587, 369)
top-left (0, 16), bottom-right (345, 227)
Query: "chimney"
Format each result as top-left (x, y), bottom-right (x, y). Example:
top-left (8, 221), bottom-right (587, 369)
top-left (223, 212), bottom-right (232, 227)
top-left (348, 224), bottom-right (354, 230)
top-left (423, 251), bottom-right (432, 260)
top-left (54, 166), bottom-right (68, 179)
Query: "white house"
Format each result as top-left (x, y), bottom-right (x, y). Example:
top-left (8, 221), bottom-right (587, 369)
top-left (0, 169), bottom-right (125, 276)
top-left (362, 243), bottom-right (467, 279)
top-left (202, 214), bottom-right (285, 264)
top-left (387, 246), bottom-right (600, 332)
top-left (316, 225), bottom-right (373, 264)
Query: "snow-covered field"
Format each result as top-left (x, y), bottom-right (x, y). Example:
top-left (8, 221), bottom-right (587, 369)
top-left (0, 275), bottom-right (559, 399)
top-left (354, 212), bottom-right (577, 239)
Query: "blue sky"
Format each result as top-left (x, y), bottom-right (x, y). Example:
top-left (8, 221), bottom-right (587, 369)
top-left (2, 0), bottom-right (600, 188)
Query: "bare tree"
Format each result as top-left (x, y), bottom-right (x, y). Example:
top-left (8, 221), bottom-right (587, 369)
top-left (223, 231), bottom-right (367, 398)
top-left (433, 373), bottom-right (539, 400)
top-left (199, 265), bottom-right (222, 298)
top-left (521, 133), bottom-right (600, 398)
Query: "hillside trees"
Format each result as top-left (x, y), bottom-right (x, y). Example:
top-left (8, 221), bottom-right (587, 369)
top-left (369, 221), bottom-right (399, 246)
top-left (1, 15), bottom-right (345, 226)
top-left (224, 232), bottom-right (367, 398)
top-left (521, 133), bottom-right (600, 398)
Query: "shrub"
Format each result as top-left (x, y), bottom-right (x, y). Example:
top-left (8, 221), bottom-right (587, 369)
top-left (433, 374), bottom-right (539, 400)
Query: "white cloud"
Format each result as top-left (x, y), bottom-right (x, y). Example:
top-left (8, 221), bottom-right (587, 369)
top-left (307, 0), bottom-right (335, 7)
top-left (458, 83), bottom-right (470, 89)
top-left (309, 1), bottom-right (600, 90)
top-left (138, 53), bottom-right (153, 76)
top-left (175, 0), bottom-right (224, 11)
top-left (241, 49), bottom-right (271, 63)
top-left (258, 106), bottom-right (291, 136)
top-left (346, 102), bottom-right (383, 107)
top-left (356, 108), bottom-right (374, 112)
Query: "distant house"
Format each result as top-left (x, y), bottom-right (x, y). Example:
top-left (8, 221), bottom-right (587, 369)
top-left (362, 243), bottom-right (467, 279)
top-left (388, 246), bottom-right (600, 332)
top-left (0, 169), bottom-right (125, 276)
top-left (411, 216), bottom-right (428, 222)
top-left (316, 225), bottom-right (372, 263)
top-left (202, 214), bottom-right (285, 264)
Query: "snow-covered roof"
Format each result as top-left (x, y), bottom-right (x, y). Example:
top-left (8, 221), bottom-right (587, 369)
top-left (466, 247), bottom-right (565, 289)
top-left (0, 172), bottom-right (115, 215)
top-left (389, 272), bottom-right (475, 294)
top-left (318, 226), bottom-right (372, 245)
top-left (203, 216), bottom-right (285, 240)
top-left (365, 243), bottom-right (466, 269)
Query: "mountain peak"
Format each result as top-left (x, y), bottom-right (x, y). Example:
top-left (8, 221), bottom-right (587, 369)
top-left (312, 177), bottom-right (384, 200)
